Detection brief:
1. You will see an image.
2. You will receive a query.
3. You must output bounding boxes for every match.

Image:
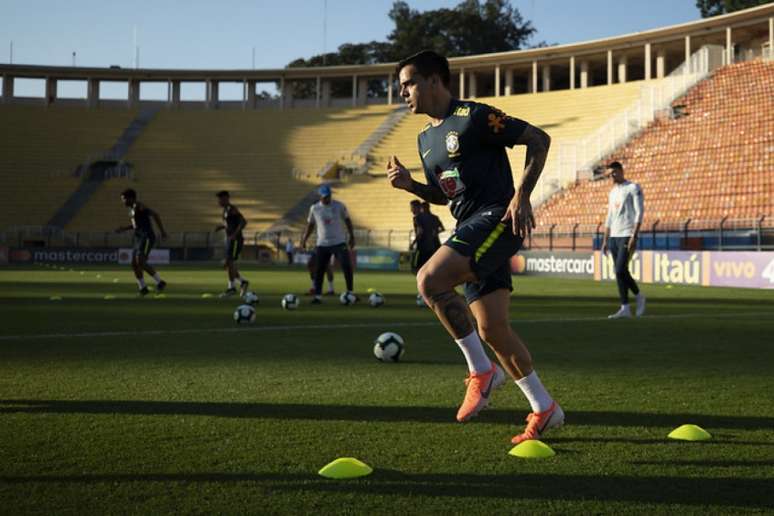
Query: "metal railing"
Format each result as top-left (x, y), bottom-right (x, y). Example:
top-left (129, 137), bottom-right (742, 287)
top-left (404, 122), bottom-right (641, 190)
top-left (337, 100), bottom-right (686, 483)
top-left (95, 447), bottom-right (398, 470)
top-left (3, 216), bottom-right (772, 257)
top-left (534, 45), bottom-right (723, 206)
top-left (527, 217), bottom-right (774, 252)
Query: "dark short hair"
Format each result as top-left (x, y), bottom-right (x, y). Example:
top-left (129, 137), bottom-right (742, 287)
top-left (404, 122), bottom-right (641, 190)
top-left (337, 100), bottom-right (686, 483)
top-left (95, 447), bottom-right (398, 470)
top-left (608, 161), bottom-right (624, 171)
top-left (421, 201), bottom-right (430, 209)
top-left (396, 50), bottom-right (451, 88)
top-left (121, 188), bottom-right (136, 199)
top-left (410, 200), bottom-right (421, 206)
top-left (216, 190), bottom-right (230, 198)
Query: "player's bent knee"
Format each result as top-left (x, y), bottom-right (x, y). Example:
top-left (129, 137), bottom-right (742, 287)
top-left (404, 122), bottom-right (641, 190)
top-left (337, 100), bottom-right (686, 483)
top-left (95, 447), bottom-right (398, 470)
top-left (416, 265), bottom-right (443, 299)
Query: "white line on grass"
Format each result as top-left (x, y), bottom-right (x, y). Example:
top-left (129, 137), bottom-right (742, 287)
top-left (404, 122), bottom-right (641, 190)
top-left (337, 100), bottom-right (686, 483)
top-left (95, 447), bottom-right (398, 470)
top-left (0, 311), bottom-right (771, 341)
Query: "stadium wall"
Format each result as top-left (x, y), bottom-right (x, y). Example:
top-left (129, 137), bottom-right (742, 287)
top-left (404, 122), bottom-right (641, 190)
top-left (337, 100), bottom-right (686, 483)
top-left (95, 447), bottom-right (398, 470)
top-left (511, 250), bottom-right (774, 289)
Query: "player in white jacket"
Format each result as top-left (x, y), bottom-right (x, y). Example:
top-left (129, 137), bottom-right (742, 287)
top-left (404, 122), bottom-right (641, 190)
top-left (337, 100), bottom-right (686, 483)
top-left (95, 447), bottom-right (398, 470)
top-left (601, 161), bottom-right (646, 318)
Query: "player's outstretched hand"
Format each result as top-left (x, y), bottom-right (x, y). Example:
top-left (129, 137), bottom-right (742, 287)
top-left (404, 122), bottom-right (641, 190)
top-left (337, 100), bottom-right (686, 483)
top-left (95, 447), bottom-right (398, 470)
top-left (387, 155), bottom-right (412, 191)
top-left (502, 193), bottom-right (535, 237)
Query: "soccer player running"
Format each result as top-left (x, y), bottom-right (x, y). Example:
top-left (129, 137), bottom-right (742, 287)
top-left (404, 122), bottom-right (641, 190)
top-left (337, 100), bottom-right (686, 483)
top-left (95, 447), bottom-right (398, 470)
top-left (410, 199), bottom-right (441, 274)
top-left (214, 190), bottom-right (250, 298)
top-left (387, 50), bottom-right (563, 444)
top-left (115, 189), bottom-right (168, 296)
top-left (300, 184), bottom-right (356, 304)
top-left (600, 161), bottom-right (646, 318)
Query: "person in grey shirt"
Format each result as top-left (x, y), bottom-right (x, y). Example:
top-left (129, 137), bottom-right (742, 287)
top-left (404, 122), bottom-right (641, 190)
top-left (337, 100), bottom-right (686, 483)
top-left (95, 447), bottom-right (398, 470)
top-left (601, 161), bottom-right (646, 319)
top-left (301, 184), bottom-right (356, 304)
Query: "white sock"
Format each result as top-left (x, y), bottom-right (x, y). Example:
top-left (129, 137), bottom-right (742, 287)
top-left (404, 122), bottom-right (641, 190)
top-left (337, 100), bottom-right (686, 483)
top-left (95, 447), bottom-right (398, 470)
top-left (454, 331), bottom-right (492, 374)
top-left (621, 304), bottom-right (630, 311)
top-left (515, 371), bottom-right (554, 413)
top-left (234, 276), bottom-right (242, 285)
top-left (327, 279), bottom-right (334, 290)
top-left (152, 273), bottom-right (161, 284)
top-left (137, 278), bottom-right (146, 289)
top-left (227, 280), bottom-right (235, 289)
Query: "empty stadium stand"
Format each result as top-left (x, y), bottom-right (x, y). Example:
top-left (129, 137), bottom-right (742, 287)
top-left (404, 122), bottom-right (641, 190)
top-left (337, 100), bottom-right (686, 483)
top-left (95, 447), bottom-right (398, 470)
top-left (0, 105), bottom-right (138, 230)
top-left (535, 60), bottom-right (774, 230)
top-left (64, 104), bottom-right (396, 233)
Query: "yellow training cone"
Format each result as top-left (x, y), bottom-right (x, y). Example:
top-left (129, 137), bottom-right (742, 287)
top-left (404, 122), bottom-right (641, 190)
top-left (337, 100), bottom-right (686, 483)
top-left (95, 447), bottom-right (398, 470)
top-left (154, 294), bottom-right (167, 299)
top-left (49, 296), bottom-right (62, 301)
top-left (668, 424), bottom-right (711, 441)
top-left (201, 293), bottom-right (213, 298)
top-left (112, 278), bottom-right (119, 283)
top-left (508, 440), bottom-right (556, 459)
top-left (318, 457), bottom-right (373, 479)
top-left (103, 295), bottom-right (116, 300)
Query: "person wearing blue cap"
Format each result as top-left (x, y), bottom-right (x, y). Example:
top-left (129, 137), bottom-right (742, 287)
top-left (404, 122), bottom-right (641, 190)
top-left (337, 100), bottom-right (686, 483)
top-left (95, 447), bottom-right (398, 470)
top-left (300, 184), bottom-right (356, 304)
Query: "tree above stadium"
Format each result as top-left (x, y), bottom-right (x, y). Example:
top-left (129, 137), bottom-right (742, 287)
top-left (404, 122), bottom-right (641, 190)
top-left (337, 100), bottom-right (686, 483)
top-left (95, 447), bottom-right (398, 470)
top-left (287, 0), bottom-right (536, 68)
top-left (696, 0), bottom-right (772, 17)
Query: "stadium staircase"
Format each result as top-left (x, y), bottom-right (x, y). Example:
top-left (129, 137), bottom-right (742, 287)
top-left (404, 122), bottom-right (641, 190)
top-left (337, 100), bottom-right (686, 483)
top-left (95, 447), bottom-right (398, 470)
top-left (262, 105), bottom-right (410, 235)
top-left (66, 104), bottom-right (397, 233)
top-left (0, 104), bottom-right (138, 231)
top-left (535, 59), bottom-right (774, 230)
top-left (47, 107), bottom-right (159, 228)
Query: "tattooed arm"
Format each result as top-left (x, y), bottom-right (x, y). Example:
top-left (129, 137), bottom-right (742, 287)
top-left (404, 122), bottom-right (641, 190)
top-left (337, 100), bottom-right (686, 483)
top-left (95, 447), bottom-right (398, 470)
top-left (501, 125), bottom-right (551, 237)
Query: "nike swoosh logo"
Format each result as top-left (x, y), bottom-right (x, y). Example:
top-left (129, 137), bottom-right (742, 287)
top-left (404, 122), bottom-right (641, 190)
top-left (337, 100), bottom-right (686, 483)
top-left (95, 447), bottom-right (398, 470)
top-left (451, 236), bottom-right (469, 246)
top-left (422, 148), bottom-right (432, 159)
top-left (537, 407), bottom-right (556, 434)
top-left (481, 374), bottom-right (496, 398)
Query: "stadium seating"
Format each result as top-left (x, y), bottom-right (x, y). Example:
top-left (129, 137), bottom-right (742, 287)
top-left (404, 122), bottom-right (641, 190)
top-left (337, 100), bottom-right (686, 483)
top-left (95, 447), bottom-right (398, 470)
top-left (334, 81), bottom-right (649, 233)
top-left (66, 105), bottom-right (395, 233)
top-left (535, 60), bottom-right (774, 230)
top-left (0, 104), bottom-right (137, 230)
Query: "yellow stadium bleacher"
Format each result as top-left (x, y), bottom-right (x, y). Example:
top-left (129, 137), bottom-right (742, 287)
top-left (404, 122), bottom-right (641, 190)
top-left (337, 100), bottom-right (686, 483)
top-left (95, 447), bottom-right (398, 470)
top-left (333, 80), bottom-right (652, 235)
top-left (0, 104), bottom-right (138, 230)
top-left (68, 104), bottom-right (396, 234)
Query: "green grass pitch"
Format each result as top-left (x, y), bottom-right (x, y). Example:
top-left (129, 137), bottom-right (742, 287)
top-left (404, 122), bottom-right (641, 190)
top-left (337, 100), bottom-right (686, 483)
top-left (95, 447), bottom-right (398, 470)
top-left (1, 264), bottom-right (773, 514)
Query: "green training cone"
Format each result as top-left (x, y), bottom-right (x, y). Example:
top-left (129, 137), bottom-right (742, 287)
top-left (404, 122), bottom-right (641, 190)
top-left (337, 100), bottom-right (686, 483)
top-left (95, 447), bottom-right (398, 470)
top-left (668, 424), bottom-right (711, 441)
top-left (318, 457), bottom-right (373, 479)
top-left (508, 440), bottom-right (556, 459)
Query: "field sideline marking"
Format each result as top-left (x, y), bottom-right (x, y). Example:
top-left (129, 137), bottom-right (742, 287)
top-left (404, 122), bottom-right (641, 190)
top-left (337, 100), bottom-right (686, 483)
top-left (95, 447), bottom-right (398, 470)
top-left (1, 311), bottom-right (771, 341)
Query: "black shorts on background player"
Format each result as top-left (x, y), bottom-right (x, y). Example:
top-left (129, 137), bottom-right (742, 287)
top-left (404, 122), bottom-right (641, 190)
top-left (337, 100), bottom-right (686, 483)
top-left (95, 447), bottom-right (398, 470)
top-left (225, 237), bottom-right (244, 261)
top-left (444, 207), bottom-right (523, 304)
top-left (133, 232), bottom-right (155, 260)
top-left (314, 244), bottom-right (353, 295)
top-left (411, 246), bottom-right (435, 273)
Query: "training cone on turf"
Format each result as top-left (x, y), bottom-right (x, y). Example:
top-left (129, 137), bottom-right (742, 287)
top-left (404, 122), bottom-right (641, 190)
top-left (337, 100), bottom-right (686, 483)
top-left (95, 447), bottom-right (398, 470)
top-left (668, 424), bottom-right (711, 441)
top-left (508, 440), bottom-right (556, 459)
top-left (49, 296), bottom-right (62, 301)
top-left (103, 295), bottom-right (116, 300)
top-left (201, 293), bottom-right (213, 298)
top-left (318, 458), bottom-right (373, 479)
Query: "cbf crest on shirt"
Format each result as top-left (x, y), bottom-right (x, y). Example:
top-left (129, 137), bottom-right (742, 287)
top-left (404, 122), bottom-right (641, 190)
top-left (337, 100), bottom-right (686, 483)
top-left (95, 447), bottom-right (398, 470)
top-left (417, 99), bottom-right (528, 222)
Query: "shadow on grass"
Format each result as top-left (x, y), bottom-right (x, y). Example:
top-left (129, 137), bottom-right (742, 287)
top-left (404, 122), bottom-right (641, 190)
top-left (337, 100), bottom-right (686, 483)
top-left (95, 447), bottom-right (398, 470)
top-left (0, 470), bottom-right (770, 508)
top-left (2, 399), bottom-right (774, 432)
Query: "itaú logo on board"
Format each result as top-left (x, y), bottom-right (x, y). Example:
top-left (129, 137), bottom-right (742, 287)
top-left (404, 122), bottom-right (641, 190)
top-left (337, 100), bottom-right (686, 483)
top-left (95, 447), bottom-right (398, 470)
top-left (653, 252), bottom-right (701, 285)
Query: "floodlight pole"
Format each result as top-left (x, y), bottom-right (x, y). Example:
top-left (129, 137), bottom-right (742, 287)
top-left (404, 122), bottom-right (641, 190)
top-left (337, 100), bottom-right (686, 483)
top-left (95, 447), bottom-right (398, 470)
top-left (322, 0), bottom-right (328, 65)
top-left (9, 40), bottom-right (13, 64)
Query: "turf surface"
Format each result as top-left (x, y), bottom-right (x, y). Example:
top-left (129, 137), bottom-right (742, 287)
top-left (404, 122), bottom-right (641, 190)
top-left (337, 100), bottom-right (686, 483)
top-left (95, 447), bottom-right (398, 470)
top-left (1, 264), bottom-right (773, 514)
